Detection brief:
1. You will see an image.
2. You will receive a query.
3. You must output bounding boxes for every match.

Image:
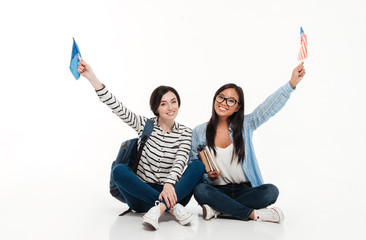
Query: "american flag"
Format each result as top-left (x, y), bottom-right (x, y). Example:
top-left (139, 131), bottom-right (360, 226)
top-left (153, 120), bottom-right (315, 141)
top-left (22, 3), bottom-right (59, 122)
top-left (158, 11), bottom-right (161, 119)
top-left (297, 27), bottom-right (308, 61)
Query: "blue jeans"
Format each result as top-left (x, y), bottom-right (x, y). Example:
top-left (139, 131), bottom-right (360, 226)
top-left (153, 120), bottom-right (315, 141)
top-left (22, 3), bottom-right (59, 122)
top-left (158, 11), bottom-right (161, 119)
top-left (193, 182), bottom-right (279, 220)
top-left (112, 160), bottom-right (205, 212)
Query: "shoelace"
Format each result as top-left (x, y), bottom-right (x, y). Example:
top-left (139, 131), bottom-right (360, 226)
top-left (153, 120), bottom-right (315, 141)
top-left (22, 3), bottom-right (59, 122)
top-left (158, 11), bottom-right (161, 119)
top-left (256, 209), bottom-right (278, 222)
top-left (209, 206), bottom-right (219, 219)
top-left (205, 205), bottom-right (218, 219)
top-left (174, 205), bottom-right (188, 217)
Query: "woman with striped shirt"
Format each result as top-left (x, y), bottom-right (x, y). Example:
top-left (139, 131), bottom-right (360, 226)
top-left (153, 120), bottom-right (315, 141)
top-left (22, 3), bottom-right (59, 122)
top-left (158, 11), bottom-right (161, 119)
top-left (190, 63), bottom-right (306, 223)
top-left (77, 58), bottom-right (205, 230)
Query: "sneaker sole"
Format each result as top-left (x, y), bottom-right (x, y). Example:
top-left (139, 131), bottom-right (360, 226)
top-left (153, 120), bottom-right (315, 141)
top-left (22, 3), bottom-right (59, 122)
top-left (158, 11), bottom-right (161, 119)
top-left (272, 207), bottom-right (284, 223)
top-left (143, 216), bottom-right (158, 230)
top-left (202, 205), bottom-right (211, 220)
top-left (178, 213), bottom-right (194, 225)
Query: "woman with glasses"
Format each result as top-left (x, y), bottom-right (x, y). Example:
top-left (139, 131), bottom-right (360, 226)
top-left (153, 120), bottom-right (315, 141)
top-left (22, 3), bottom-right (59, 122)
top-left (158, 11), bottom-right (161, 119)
top-left (77, 58), bottom-right (205, 230)
top-left (190, 63), bottom-right (306, 223)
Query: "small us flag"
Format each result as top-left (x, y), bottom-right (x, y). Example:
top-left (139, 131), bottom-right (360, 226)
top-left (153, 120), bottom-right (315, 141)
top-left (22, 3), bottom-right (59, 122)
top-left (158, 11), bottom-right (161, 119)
top-left (297, 27), bottom-right (308, 61)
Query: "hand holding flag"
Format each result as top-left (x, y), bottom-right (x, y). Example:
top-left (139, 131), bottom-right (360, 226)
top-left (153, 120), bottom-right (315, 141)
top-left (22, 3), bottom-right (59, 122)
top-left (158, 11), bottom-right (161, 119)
top-left (77, 56), bottom-right (96, 80)
top-left (76, 57), bottom-right (104, 90)
top-left (289, 62), bottom-right (306, 88)
top-left (297, 27), bottom-right (308, 62)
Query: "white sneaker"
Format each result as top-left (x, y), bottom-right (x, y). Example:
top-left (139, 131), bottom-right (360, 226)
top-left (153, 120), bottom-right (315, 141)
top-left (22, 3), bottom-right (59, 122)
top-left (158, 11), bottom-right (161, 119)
top-left (143, 201), bottom-right (161, 230)
top-left (171, 203), bottom-right (194, 225)
top-left (202, 204), bottom-right (220, 220)
top-left (254, 207), bottom-right (284, 223)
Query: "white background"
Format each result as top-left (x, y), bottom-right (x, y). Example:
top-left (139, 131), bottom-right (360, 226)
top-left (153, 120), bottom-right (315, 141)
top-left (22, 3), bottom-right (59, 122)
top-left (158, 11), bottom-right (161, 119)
top-left (1, 0), bottom-right (365, 239)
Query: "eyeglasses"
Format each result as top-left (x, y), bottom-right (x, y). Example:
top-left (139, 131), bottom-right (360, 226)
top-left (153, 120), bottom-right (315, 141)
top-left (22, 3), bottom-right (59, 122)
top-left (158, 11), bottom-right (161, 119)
top-left (215, 94), bottom-right (240, 107)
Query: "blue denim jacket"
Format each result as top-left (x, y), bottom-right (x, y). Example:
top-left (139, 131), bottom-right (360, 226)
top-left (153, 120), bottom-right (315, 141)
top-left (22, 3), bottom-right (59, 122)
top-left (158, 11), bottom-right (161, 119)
top-left (189, 82), bottom-right (295, 187)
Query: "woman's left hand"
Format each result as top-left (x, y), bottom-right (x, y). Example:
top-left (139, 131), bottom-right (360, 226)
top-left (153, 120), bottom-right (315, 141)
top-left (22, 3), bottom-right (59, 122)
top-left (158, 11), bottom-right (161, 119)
top-left (159, 183), bottom-right (177, 208)
top-left (289, 62), bottom-right (306, 88)
top-left (207, 170), bottom-right (221, 180)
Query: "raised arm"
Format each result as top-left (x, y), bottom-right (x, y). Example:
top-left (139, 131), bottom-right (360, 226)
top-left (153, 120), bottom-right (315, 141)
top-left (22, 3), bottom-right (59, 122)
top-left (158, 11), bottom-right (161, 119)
top-left (289, 62), bottom-right (306, 88)
top-left (245, 63), bottom-right (306, 130)
top-left (78, 58), bottom-right (145, 133)
top-left (78, 57), bottom-right (104, 90)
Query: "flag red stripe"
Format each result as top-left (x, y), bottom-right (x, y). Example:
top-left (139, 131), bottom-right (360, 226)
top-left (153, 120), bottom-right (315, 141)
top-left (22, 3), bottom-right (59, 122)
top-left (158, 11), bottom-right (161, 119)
top-left (298, 32), bottom-right (308, 61)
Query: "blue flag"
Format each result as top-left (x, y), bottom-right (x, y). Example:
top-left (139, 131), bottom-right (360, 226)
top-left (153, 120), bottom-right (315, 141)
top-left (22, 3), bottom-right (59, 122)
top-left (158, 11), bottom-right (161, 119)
top-left (69, 38), bottom-right (82, 80)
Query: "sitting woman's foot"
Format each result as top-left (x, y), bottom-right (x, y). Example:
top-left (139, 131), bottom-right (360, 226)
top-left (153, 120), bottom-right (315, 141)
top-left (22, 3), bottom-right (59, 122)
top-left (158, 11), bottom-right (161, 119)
top-left (170, 203), bottom-right (194, 225)
top-left (202, 204), bottom-right (220, 220)
top-left (253, 207), bottom-right (284, 223)
top-left (143, 201), bottom-right (162, 230)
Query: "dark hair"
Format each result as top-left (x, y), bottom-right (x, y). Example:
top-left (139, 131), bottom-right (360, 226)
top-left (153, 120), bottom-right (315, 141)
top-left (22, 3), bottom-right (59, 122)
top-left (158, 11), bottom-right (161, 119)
top-left (206, 83), bottom-right (245, 164)
top-left (150, 86), bottom-right (181, 116)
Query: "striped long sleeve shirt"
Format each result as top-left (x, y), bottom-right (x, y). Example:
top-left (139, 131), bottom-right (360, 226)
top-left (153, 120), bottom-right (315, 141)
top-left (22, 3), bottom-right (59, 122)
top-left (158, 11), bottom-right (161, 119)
top-left (96, 86), bottom-right (192, 185)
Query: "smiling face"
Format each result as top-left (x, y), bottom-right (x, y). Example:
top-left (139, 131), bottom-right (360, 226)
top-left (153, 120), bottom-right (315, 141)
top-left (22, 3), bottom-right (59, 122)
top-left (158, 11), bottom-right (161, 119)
top-left (156, 91), bottom-right (179, 121)
top-left (214, 88), bottom-right (241, 119)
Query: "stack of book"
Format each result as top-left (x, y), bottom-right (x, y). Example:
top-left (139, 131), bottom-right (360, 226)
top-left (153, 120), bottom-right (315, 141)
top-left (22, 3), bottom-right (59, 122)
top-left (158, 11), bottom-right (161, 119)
top-left (198, 146), bottom-right (219, 172)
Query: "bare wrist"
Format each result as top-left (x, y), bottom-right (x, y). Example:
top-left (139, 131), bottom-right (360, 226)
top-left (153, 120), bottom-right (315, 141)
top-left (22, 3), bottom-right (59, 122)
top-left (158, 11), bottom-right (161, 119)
top-left (89, 78), bottom-right (104, 90)
top-left (289, 80), bottom-right (296, 89)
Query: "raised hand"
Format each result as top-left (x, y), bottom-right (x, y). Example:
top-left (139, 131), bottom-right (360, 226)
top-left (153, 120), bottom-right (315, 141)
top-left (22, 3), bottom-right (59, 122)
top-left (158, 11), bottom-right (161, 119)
top-left (289, 62), bottom-right (306, 88)
top-left (77, 57), bottom-right (104, 90)
top-left (77, 57), bottom-right (96, 81)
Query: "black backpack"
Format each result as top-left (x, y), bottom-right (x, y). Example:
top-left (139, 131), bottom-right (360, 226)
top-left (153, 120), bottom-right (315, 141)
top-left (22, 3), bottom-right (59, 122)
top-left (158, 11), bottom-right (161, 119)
top-left (109, 119), bottom-right (154, 205)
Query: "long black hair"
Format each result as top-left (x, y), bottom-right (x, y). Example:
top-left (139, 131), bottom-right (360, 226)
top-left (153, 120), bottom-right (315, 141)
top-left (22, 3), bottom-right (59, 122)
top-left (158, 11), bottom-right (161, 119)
top-left (149, 86), bottom-right (181, 116)
top-left (206, 83), bottom-right (245, 164)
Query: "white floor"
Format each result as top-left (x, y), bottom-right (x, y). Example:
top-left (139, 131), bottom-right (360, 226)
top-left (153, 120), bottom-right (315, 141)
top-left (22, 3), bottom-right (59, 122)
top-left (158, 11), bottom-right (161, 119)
top-left (2, 180), bottom-right (365, 240)
top-left (109, 201), bottom-right (287, 240)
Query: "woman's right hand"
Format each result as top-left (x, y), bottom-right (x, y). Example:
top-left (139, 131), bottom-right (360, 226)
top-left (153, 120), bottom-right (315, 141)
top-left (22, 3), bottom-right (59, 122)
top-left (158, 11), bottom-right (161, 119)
top-left (207, 170), bottom-right (221, 180)
top-left (77, 57), bottom-right (104, 90)
top-left (77, 57), bottom-right (96, 81)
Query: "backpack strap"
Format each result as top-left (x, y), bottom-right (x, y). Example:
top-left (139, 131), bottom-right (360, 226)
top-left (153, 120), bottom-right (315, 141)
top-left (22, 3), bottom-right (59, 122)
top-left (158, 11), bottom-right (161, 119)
top-left (120, 119), bottom-right (154, 216)
top-left (119, 208), bottom-right (132, 216)
top-left (132, 119), bottom-right (154, 173)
